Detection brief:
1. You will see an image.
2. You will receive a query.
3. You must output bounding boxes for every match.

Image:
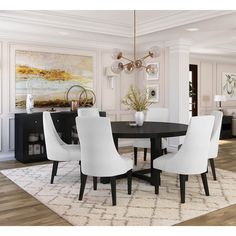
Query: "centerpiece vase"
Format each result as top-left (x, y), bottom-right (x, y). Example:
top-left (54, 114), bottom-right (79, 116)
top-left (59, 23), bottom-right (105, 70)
top-left (134, 111), bottom-right (144, 126)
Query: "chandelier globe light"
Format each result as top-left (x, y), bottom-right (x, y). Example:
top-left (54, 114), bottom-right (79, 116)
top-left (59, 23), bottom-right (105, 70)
top-left (111, 10), bottom-right (161, 75)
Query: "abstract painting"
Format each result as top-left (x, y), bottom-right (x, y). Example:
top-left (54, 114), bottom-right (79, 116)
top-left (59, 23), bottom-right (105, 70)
top-left (222, 72), bottom-right (236, 100)
top-left (15, 50), bottom-right (94, 108)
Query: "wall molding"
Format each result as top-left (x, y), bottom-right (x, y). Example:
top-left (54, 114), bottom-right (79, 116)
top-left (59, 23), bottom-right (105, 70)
top-left (0, 10), bottom-right (233, 37)
top-left (8, 117), bottom-right (14, 151)
top-left (0, 11), bottom-right (131, 38)
top-left (138, 10), bottom-right (233, 36)
top-left (0, 41), bottom-right (2, 114)
top-left (191, 53), bottom-right (236, 64)
top-left (0, 118), bottom-right (2, 152)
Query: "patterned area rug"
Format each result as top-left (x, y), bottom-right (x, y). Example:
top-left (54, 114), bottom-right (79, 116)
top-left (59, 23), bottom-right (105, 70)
top-left (1, 153), bottom-right (236, 226)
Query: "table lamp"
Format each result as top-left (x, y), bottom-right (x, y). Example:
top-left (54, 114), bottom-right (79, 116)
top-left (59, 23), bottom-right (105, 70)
top-left (214, 95), bottom-right (226, 111)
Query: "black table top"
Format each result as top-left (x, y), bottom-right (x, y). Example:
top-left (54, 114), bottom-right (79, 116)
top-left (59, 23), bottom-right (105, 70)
top-left (111, 121), bottom-right (188, 139)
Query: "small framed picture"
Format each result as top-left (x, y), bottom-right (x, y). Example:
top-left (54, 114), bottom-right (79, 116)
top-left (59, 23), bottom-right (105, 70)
top-left (146, 62), bottom-right (159, 80)
top-left (146, 84), bottom-right (159, 103)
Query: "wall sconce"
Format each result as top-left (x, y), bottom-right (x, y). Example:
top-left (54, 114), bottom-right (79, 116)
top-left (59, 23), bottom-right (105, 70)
top-left (105, 66), bottom-right (118, 89)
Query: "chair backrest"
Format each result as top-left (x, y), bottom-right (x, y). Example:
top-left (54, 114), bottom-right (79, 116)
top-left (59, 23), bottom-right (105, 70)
top-left (43, 112), bottom-right (65, 160)
top-left (76, 117), bottom-right (120, 177)
top-left (209, 111), bottom-right (223, 158)
top-left (77, 108), bottom-right (99, 117)
top-left (176, 115), bottom-right (215, 174)
top-left (146, 108), bottom-right (169, 122)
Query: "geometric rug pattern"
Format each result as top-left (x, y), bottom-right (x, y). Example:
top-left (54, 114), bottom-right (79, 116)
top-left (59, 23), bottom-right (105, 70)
top-left (1, 153), bottom-right (236, 226)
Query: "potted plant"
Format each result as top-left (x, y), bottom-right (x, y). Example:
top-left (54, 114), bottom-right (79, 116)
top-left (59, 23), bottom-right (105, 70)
top-left (122, 86), bottom-right (153, 126)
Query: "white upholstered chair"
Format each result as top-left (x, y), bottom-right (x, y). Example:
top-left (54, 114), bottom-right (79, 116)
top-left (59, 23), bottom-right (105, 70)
top-left (43, 112), bottom-right (81, 184)
top-left (76, 117), bottom-right (133, 206)
top-left (153, 116), bottom-right (215, 203)
top-left (133, 108), bottom-right (169, 165)
top-left (208, 111), bottom-right (223, 180)
top-left (77, 107), bottom-right (99, 117)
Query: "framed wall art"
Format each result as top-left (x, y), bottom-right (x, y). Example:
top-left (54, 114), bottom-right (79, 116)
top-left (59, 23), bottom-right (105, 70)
top-left (10, 45), bottom-right (96, 111)
top-left (146, 62), bottom-right (159, 81)
top-left (146, 84), bottom-right (159, 103)
top-left (222, 72), bottom-right (236, 100)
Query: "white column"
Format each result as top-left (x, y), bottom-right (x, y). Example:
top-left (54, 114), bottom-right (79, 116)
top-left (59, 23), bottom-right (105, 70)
top-left (166, 39), bottom-right (191, 149)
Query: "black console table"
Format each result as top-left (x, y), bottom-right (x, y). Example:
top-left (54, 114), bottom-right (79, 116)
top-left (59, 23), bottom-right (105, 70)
top-left (15, 111), bottom-right (106, 163)
top-left (220, 115), bottom-right (233, 139)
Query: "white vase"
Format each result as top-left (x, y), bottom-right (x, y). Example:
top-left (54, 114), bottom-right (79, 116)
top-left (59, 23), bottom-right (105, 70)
top-left (134, 111), bottom-right (144, 126)
top-left (26, 94), bottom-right (34, 113)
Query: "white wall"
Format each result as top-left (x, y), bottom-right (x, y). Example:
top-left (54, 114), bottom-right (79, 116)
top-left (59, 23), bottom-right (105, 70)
top-left (0, 36), bottom-right (136, 161)
top-left (190, 54), bottom-right (236, 115)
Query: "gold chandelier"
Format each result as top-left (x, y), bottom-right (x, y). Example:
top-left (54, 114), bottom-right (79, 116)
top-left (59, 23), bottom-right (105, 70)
top-left (111, 10), bottom-right (161, 74)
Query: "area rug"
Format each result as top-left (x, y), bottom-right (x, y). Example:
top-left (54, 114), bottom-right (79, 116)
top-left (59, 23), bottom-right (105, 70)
top-left (1, 153), bottom-right (236, 226)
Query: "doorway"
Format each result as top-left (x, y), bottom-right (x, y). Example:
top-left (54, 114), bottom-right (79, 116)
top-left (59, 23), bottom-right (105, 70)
top-left (189, 64), bottom-right (198, 117)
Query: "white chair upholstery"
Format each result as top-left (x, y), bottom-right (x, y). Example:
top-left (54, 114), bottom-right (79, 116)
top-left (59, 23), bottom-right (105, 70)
top-left (77, 107), bottom-right (99, 117)
top-left (76, 116), bottom-right (133, 206)
top-left (208, 111), bottom-right (223, 180)
top-left (133, 108), bottom-right (169, 165)
top-left (153, 115), bottom-right (215, 203)
top-left (43, 112), bottom-right (81, 184)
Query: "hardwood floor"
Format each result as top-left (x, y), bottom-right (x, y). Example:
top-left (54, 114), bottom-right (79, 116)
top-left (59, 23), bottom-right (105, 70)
top-left (0, 162), bottom-right (70, 226)
top-left (0, 139), bottom-right (235, 226)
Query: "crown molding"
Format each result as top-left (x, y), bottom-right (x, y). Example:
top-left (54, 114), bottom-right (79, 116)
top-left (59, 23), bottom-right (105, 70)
top-left (0, 30), bottom-right (132, 51)
top-left (0, 10), bottom-right (234, 38)
top-left (137, 10), bottom-right (235, 36)
top-left (190, 52), bottom-right (236, 64)
top-left (0, 11), bottom-right (131, 37)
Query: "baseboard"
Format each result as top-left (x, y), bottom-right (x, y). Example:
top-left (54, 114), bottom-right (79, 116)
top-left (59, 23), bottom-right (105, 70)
top-left (0, 154), bottom-right (15, 161)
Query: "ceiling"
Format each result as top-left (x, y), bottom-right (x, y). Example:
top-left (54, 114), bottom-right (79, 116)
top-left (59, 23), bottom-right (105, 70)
top-left (0, 10), bottom-right (236, 56)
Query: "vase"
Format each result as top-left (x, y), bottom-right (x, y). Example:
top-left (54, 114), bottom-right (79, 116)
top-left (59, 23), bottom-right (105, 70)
top-left (26, 94), bottom-right (34, 114)
top-left (134, 111), bottom-right (144, 126)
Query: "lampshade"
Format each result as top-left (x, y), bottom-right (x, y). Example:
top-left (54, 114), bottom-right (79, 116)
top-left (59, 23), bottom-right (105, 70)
top-left (214, 95), bottom-right (226, 102)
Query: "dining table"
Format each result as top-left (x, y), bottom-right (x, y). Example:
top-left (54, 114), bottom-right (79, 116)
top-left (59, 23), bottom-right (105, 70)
top-left (101, 121), bottom-right (188, 185)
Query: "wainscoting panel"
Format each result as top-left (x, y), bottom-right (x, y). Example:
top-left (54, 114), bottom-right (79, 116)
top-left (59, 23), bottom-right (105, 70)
top-left (200, 62), bottom-right (214, 108)
top-left (120, 113), bottom-right (134, 121)
top-left (106, 113), bottom-right (117, 121)
top-left (0, 41), bottom-right (2, 114)
top-left (8, 118), bottom-right (15, 151)
top-left (0, 118), bottom-right (2, 152)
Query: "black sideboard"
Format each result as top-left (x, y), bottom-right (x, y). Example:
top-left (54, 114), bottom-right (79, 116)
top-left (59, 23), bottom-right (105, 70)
top-left (220, 115), bottom-right (233, 139)
top-left (15, 111), bottom-right (106, 163)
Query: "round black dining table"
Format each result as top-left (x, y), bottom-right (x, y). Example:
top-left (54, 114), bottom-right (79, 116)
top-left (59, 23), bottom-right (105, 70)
top-left (109, 121), bottom-right (188, 185)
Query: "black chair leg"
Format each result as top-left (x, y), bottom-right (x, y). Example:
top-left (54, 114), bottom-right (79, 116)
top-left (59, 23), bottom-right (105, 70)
top-left (110, 177), bottom-right (116, 206)
top-left (54, 161), bottom-right (59, 176)
top-left (209, 158), bottom-right (217, 181)
top-left (163, 148), bottom-right (167, 155)
top-left (186, 175), bottom-right (189, 182)
top-left (134, 147), bottom-right (138, 166)
top-left (93, 177), bottom-right (97, 190)
top-left (127, 170), bottom-right (132, 195)
top-left (79, 172), bottom-right (87, 200)
top-left (180, 174), bottom-right (186, 203)
top-left (201, 172), bottom-right (210, 196)
top-left (50, 161), bottom-right (58, 184)
top-left (144, 148), bottom-right (147, 161)
top-left (153, 169), bottom-right (161, 194)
